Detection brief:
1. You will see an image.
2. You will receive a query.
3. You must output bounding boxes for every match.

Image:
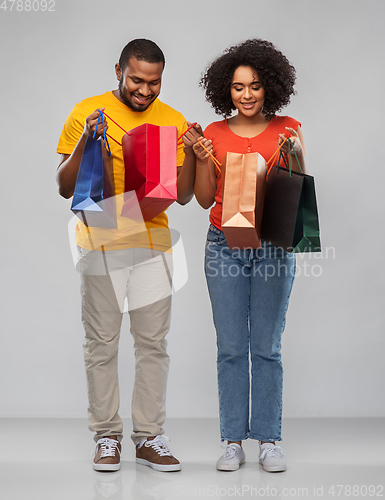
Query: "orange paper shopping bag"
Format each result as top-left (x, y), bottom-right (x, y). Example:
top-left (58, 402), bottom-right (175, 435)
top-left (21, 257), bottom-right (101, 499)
top-left (221, 152), bottom-right (267, 249)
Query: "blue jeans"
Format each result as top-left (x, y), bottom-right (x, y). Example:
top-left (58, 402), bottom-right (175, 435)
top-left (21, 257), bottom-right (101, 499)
top-left (204, 224), bottom-right (296, 442)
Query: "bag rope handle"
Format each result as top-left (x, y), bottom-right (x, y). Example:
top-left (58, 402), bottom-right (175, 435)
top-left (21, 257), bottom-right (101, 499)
top-left (266, 137), bottom-right (287, 176)
top-left (94, 110), bottom-right (111, 157)
top-left (101, 110), bottom-right (130, 147)
top-left (198, 140), bottom-right (221, 175)
top-left (199, 135), bottom-right (288, 177)
top-left (274, 138), bottom-right (303, 178)
top-left (266, 136), bottom-right (303, 177)
top-left (102, 111), bottom-right (130, 135)
top-left (101, 111), bottom-right (193, 149)
top-left (287, 138), bottom-right (303, 174)
top-left (100, 113), bottom-right (201, 150)
top-left (105, 132), bottom-right (122, 147)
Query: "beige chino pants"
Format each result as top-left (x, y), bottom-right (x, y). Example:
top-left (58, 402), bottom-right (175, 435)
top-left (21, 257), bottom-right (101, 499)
top-left (78, 246), bottom-right (173, 445)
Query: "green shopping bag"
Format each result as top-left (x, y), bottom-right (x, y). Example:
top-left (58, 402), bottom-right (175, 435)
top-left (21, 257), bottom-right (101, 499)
top-left (261, 139), bottom-right (321, 253)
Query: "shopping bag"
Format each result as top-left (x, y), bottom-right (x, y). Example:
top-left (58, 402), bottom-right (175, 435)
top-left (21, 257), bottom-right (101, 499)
top-left (261, 140), bottom-right (321, 252)
top-left (121, 123), bottom-right (178, 221)
top-left (221, 152), bottom-right (267, 249)
top-left (71, 111), bottom-right (116, 228)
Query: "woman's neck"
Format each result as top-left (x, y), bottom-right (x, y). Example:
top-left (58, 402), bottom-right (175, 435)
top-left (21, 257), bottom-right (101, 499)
top-left (227, 111), bottom-right (271, 138)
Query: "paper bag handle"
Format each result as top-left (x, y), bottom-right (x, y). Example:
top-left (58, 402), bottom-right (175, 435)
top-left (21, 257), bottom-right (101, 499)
top-left (198, 140), bottom-right (221, 175)
top-left (94, 110), bottom-right (111, 157)
top-left (276, 138), bottom-right (303, 177)
top-left (98, 110), bottom-right (131, 148)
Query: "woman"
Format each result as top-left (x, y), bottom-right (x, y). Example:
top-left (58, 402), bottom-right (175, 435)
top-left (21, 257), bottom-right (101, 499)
top-left (186, 39), bottom-right (305, 472)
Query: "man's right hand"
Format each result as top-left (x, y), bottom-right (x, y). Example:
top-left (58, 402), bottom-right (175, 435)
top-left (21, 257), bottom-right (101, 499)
top-left (57, 108), bottom-right (109, 198)
top-left (181, 121), bottom-right (205, 149)
top-left (84, 108), bottom-right (109, 139)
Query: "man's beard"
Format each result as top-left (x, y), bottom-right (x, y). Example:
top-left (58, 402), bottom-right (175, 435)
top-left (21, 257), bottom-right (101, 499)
top-left (119, 78), bottom-right (156, 112)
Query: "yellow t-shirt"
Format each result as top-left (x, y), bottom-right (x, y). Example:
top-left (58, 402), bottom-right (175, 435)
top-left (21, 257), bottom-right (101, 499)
top-left (57, 91), bottom-right (187, 251)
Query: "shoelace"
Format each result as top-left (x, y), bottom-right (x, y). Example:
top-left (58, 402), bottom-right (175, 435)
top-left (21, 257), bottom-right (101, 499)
top-left (259, 445), bottom-right (284, 460)
top-left (145, 435), bottom-right (173, 457)
top-left (222, 444), bottom-right (239, 459)
top-left (95, 437), bottom-right (120, 458)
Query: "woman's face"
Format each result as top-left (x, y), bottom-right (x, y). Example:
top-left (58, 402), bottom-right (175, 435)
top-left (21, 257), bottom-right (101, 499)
top-left (230, 66), bottom-right (265, 118)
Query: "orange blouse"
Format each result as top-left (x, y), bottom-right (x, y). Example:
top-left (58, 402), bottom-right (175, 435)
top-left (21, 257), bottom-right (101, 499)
top-left (204, 116), bottom-right (301, 230)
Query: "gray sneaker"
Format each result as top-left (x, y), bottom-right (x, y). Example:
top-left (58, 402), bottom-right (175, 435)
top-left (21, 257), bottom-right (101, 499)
top-left (259, 443), bottom-right (286, 472)
top-left (216, 443), bottom-right (245, 471)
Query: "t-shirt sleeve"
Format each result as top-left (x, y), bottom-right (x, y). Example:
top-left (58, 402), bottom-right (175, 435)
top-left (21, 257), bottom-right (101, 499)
top-left (56, 103), bottom-right (88, 155)
top-left (203, 122), bottom-right (224, 165)
top-left (287, 117), bottom-right (301, 131)
top-left (271, 116), bottom-right (302, 138)
top-left (203, 123), bottom-right (215, 142)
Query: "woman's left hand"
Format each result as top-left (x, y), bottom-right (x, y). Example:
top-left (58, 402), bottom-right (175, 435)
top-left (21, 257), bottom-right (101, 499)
top-left (278, 127), bottom-right (304, 157)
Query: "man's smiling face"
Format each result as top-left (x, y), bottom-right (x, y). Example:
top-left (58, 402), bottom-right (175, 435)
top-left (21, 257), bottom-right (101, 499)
top-left (115, 57), bottom-right (163, 112)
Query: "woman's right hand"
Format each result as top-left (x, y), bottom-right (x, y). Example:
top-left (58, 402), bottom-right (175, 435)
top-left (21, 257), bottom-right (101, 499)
top-left (192, 136), bottom-right (213, 161)
top-left (84, 108), bottom-right (109, 139)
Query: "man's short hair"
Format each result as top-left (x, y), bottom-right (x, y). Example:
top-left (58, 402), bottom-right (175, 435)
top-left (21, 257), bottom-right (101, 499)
top-left (119, 39), bottom-right (165, 72)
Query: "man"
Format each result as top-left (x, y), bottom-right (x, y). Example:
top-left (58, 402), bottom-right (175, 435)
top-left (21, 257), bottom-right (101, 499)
top-left (56, 39), bottom-right (197, 472)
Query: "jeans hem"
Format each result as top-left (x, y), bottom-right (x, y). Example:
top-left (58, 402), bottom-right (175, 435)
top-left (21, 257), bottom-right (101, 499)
top-left (221, 435), bottom-right (249, 442)
top-left (249, 435), bottom-right (282, 442)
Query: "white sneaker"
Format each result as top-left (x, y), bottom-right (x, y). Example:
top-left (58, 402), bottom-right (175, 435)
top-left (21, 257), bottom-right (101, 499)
top-left (216, 443), bottom-right (245, 471)
top-left (259, 443), bottom-right (286, 472)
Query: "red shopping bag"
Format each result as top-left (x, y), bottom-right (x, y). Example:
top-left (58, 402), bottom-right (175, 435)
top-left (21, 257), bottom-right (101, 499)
top-left (121, 123), bottom-right (178, 220)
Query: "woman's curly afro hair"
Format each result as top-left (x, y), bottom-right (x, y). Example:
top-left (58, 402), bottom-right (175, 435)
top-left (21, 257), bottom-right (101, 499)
top-left (200, 39), bottom-right (296, 117)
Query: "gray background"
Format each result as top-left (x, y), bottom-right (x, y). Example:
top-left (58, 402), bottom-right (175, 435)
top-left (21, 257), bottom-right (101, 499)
top-left (0, 0), bottom-right (384, 420)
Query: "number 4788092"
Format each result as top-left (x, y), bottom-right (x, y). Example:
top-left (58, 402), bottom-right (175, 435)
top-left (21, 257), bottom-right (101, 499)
top-left (0, 0), bottom-right (56, 11)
